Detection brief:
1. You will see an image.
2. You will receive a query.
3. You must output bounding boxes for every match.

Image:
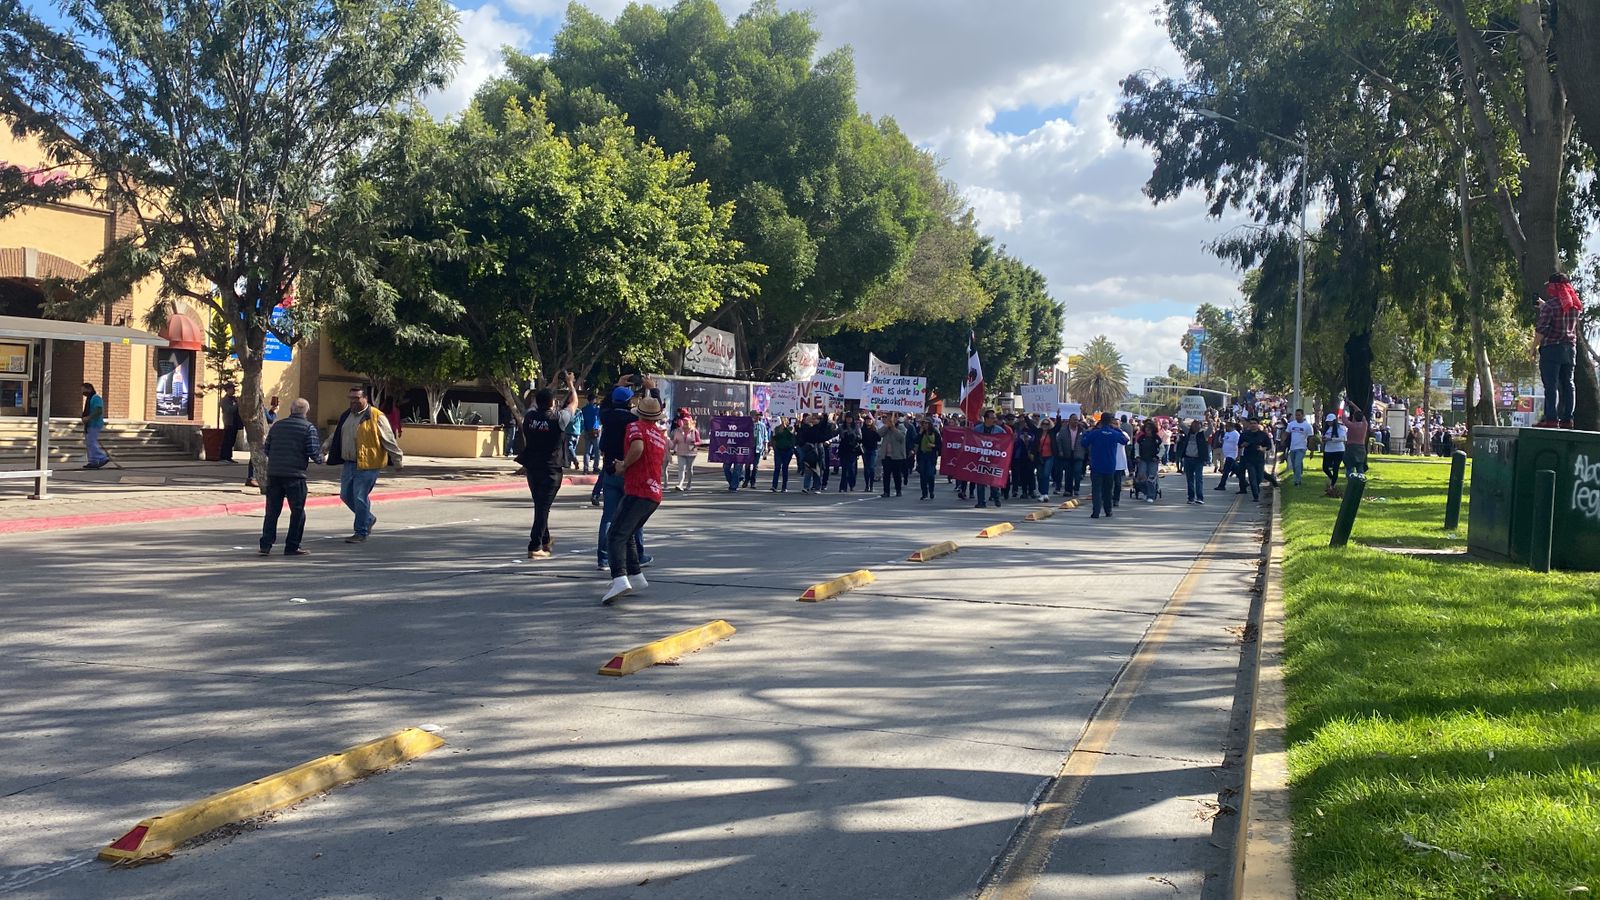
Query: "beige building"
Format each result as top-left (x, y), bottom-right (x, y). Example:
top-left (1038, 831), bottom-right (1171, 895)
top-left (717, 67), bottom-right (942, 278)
top-left (0, 129), bottom-right (356, 429)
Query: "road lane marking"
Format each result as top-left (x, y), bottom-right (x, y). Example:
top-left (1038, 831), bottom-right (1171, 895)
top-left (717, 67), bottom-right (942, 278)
top-left (975, 493), bottom-right (1245, 900)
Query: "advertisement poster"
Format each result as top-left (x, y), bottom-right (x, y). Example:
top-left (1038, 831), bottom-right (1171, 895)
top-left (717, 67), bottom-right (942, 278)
top-left (658, 377), bottom-right (752, 423)
top-left (939, 426), bottom-right (1015, 489)
top-left (154, 348), bottom-right (195, 418)
top-left (1, 342), bottom-right (27, 374)
top-left (863, 375), bottom-right (927, 414)
top-left (707, 415), bottom-right (756, 464)
top-left (263, 307), bottom-right (292, 362)
top-left (1021, 384), bottom-right (1057, 415)
top-left (685, 321), bottom-right (738, 378)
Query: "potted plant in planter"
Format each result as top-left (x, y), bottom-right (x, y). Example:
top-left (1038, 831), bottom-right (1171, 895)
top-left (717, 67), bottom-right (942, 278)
top-left (197, 314), bottom-right (240, 461)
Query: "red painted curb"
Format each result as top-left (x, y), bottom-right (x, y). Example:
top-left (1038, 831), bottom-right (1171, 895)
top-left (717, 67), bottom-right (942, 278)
top-left (0, 473), bottom-right (598, 535)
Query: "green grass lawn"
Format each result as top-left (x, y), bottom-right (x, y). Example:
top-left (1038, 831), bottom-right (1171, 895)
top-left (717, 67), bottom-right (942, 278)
top-left (1280, 455), bottom-right (1600, 899)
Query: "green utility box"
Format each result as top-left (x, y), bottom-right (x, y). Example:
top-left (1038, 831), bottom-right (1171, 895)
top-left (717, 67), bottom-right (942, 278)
top-left (1467, 427), bottom-right (1518, 562)
top-left (1511, 427), bottom-right (1600, 571)
top-left (1468, 426), bottom-right (1600, 570)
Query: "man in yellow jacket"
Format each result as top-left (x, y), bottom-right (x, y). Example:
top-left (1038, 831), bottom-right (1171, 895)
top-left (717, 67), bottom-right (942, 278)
top-left (323, 386), bottom-right (403, 543)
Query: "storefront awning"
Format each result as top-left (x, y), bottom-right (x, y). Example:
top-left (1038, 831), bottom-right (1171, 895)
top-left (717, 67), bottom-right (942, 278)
top-left (0, 314), bottom-right (166, 346)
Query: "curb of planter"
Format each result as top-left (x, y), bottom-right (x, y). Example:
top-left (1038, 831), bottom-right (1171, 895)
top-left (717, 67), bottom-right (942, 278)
top-left (0, 475), bottom-right (598, 535)
top-left (1231, 486), bottom-right (1297, 898)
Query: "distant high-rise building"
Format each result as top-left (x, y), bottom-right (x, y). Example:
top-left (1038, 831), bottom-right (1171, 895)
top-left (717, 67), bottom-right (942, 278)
top-left (1185, 324), bottom-right (1207, 376)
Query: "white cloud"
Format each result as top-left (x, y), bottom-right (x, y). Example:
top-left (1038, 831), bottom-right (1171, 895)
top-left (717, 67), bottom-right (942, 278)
top-left (432, 0), bottom-right (1253, 353)
top-left (1070, 314), bottom-right (1194, 386)
top-left (423, 4), bottom-right (533, 118)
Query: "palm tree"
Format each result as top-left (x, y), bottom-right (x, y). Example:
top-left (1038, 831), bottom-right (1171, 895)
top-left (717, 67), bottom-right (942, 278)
top-left (1067, 335), bottom-right (1130, 416)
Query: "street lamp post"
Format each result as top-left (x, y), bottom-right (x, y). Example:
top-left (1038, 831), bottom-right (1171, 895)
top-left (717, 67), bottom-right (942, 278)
top-left (1196, 109), bottom-right (1309, 415)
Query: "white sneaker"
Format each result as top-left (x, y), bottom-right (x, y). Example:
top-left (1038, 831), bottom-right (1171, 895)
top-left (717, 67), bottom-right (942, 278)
top-left (601, 576), bottom-right (633, 604)
top-left (630, 572), bottom-right (649, 590)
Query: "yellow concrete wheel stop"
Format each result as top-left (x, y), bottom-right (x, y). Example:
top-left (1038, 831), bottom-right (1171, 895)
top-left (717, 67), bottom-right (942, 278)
top-left (99, 727), bottom-right (445, 863)
top-left (977, 522), bottom-right (1015, 538)
top-left (907, 541), bottom-right (959, 562)
top-left (599, 620), bottom-right (736, 676)
top-left (798, 569), bottom-right (875, 601)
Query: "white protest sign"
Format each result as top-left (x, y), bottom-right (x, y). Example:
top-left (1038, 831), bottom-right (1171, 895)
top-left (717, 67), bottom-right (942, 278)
top-left (1057, 402), bottom-right (1083, 421)
top-left (843, 371), bottom-right (868, 401)
top-left (1178, 394), bottom-right (1207, 421)
top-left (863, 375), bottom-right (927, 414)
top-left (768, 381), bottom-right (801, 417)
top-left (810, 358), bottom-right (845, 394)
top-left (684, 321), bottom-right (737, 377)
top-left (868, 353), bottom-right (900, 380)
top-left (1022, 384), bottom-right (1057, 416)
top-left (787, 343), bottom-right (820, 381)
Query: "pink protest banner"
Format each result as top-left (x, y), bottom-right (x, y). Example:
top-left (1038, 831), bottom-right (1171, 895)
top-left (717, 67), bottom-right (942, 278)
top-left (708, 415), bottom-right (756, 464)
top-left (939, 426), bottom-right (1014, 489)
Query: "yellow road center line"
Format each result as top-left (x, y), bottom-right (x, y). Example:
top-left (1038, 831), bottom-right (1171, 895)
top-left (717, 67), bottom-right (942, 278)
top-left (977, 495), bottom-right (1245, 899)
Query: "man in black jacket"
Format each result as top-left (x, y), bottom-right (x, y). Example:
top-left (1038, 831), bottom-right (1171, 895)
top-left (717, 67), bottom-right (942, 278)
top-left (259, 398), bottom-right (324, 556)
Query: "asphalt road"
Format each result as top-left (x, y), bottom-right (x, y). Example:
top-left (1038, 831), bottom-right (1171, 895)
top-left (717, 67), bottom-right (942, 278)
top-left (0, 471), bottom-right (1267, 899)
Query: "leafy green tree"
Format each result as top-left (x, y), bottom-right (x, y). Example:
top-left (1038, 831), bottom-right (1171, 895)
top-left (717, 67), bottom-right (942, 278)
top-left (1068, 335), bottom-right (1130, 415)
top-left (0, 0), bottom-right (461, 476)
top-left (478, 1), bottom-right (939, 375)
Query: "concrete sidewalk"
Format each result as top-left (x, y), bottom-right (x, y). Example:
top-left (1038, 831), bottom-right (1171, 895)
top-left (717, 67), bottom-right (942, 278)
top-left (0, 456), bottom-right (596, 531)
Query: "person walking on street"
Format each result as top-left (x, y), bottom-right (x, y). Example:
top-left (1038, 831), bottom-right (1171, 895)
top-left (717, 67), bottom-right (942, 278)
top-left (1133, 419), bottom-right (1162, 502)
top-left (79, 382), bottom-right (113, 469)
top-left (860, 414), bottom-right (881, 494)
top-left (915, 415), bottom-right (941, 499)
top-left (1060, 414), bottom-right (1085, 497)
top-left (580, 393), bottom-right (603, 472)
top-left (1215, 421), bottom-right (1240, 491)
top-left (1238, 418), bottom-right (1272, 502)
top-left (971, 409), bottom-right (1008, 508)
top-left (838, 414), bottom-right (863, 492)
top-left (597, 380), bottom-right (653, 569)
top-left (259, 398), bottom-right (324, 556)
top-left (1321, 413), bottom-right (1347, 493)
top-left (1285, 409), bottom-right (1313, 485)
top-left (669, 411), bottom-right (700, 491)
top-left (602, 395), bottom-right (669, 604)
top-left (324, 385), bottom-right (403, 543)
top-left (1535, 272), bottom-right (1582, 428)
top-left (516, 372), bottom-right (578, 559)
top-left (1179, 419), bottom-right (1211, 503)
top-left (1082, 413), bottom-right (1130, 519)
top-left (770, 417), bottom-right (795, 492)
top-left (878, 413), bottom-right (909, 498)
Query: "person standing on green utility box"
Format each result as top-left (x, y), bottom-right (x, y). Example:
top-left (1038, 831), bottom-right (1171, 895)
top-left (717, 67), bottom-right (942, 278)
top-left (1534, 272), bottom-right (1582, 429)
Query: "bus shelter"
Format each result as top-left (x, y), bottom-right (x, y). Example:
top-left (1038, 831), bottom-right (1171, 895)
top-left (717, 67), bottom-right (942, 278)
top-left (0, 314), bottom-right (165, 499)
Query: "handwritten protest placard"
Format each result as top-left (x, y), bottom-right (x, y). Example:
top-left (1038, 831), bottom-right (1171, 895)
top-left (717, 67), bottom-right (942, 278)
top-left (767, 381), bottom-right (800, 417)
top-left (811, 359), bottom-right (845, 394)
top-left (938, 426), bottom-right (1015, 489)
top-left (1021, 384), bottom-right (1057, 415)
top-left (707, 415), bottom-right (755, 464)
top-left (862, 375), bottom-right (927, 414)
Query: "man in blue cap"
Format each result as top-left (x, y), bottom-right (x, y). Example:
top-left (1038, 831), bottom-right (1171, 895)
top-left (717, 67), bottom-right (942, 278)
top-left (597, 377), bottom-right (656, 570)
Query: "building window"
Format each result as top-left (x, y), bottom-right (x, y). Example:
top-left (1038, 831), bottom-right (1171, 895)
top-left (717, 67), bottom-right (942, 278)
top-left (155, 348), bottom-right (195, 418)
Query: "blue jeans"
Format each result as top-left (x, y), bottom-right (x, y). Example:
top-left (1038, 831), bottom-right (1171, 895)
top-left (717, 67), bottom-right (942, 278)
top-left (584, 432), bottom-right (601, 470)
top-left (1064, 457), bottom-right (1084, 494)
top-left (84, 422), bottom-right (109, 466)
top-left (840, 455), bottom-right (859, 491)
top-left (723, 461), bottom-right (741, 491)
top-left (1036, 458), bottom-right (1053, 496)
top-left (974, 482), bottom-right (1000, 504)
top-left (1091, 472), bottom-right (1116, 516)
top-left (771, 447), bottom-right (792, 490)
top-left (863, 449), bottom-right (879, 491)
top-left (339, 463), bottom-right (380, 535)
top-left (1289, 448), bottom-right (1306, 484)
top-left (1540, 343), bottom-right (1576, 422)
top-left (598, 473), bottom-right (645, 563)
top-left (261, 476), bottom-right (309, 552)
top-left (1183, 457), bottom-right (1206, 501)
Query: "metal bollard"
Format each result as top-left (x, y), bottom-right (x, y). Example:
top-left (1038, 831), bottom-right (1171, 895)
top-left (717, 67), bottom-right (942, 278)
top-left (1329, 471), bottom-right (1368, 548)
top-left (1531, 469), bottom-right (1555, 573)
top-left (1443, 449), bottom-right (1467, 531)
